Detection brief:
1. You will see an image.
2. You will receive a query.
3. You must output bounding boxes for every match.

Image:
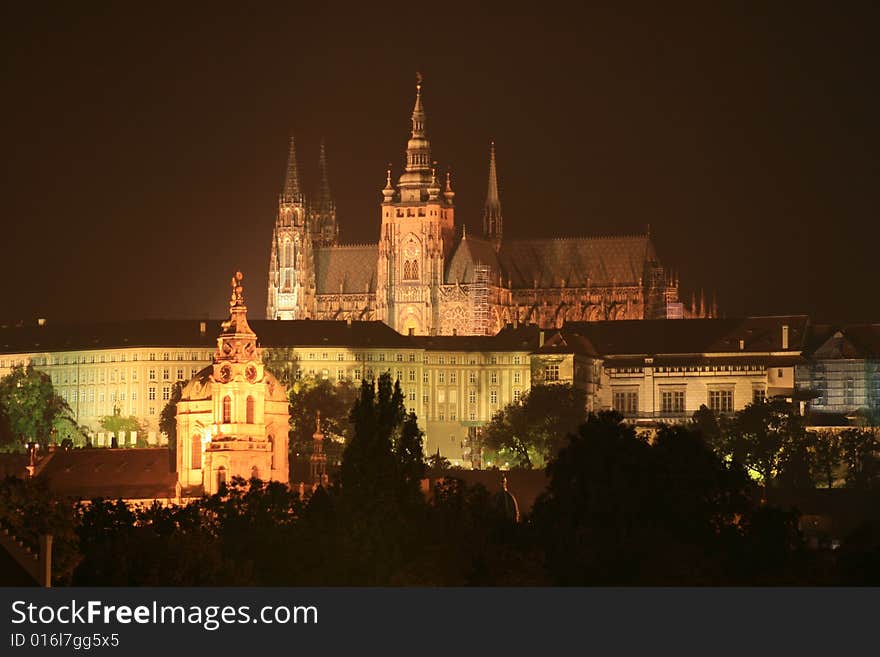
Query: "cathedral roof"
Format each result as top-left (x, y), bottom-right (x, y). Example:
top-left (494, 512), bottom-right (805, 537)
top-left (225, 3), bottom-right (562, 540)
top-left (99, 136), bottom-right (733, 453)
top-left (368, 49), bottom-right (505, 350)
top-left (314, 244), bottom-right (378, 295)
top-left (444, 234), bottom-right (659, 288)
top-left (498, 235), bottom-right (657, 288)
top-left (445, 235), bottom-right (502, 284)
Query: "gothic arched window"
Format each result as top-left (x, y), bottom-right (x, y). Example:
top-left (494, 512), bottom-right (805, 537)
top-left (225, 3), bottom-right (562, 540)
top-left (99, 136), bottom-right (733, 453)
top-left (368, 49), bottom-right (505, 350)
top-left (246, 396), bottom-right (255, 424)
top-left (217, 466), bottom-right (227, 490)
top-left (403, 259), bottom-right (418, 281)
top-left (251, 465), bottom-right (259, 480)
top-left (283, 240), bottom-right (291, 268)
top-left (222, 396), bottom-right (231, 424)
top-left (191, 435), bottom-right (201, 469)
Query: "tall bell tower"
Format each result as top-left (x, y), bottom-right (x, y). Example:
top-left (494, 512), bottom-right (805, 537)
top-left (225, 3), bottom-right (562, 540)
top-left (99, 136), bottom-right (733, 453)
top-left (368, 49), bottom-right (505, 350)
top-left (267, 136), bottom-right (316, 319)
top-left (376, 74), bottom-right (456, 335)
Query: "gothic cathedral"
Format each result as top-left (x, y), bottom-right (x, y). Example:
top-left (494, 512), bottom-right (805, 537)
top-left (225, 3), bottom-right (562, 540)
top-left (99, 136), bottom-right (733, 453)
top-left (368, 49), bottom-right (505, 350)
top-left (266, 76), bottom-right (709, 335)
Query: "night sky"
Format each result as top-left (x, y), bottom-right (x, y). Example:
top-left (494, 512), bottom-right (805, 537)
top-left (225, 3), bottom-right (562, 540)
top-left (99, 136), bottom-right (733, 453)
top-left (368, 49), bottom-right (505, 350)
top-left (2, 4), bottom-right (878, 324)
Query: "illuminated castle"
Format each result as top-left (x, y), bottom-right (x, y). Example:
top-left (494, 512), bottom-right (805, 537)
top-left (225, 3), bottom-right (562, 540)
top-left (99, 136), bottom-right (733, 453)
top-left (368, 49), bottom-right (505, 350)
top-left (267, 76), bottom-right (707, 335)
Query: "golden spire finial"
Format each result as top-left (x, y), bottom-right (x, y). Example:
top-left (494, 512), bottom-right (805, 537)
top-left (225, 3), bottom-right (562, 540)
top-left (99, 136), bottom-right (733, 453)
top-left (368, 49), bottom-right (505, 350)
top-left (416, 71), bottom-right (423, 93)
top-left (316, 410), bottom-right (322, 434)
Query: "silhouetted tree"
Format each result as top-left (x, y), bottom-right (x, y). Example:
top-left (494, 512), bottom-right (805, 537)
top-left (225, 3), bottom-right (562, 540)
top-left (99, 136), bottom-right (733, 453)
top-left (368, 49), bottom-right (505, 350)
top-left (811, 430), bottom-right (844, 488)
top-left (840, 428), bottom-right (880, 489)
top-left (158, 380), bottom-right (185, 469)
top-left (0, 476), bottom-right (80, 585)
top-left (287, 378), bottom-right (357, 457)
top-left (530, 411), bottom-right (803, 584)
top-left (724, 399), bottom-right (805, 487)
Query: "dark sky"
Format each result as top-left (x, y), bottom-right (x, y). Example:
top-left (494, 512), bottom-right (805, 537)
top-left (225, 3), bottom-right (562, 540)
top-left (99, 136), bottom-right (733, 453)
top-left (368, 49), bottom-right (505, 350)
top-left (2, 4), bottom-right (878, 324)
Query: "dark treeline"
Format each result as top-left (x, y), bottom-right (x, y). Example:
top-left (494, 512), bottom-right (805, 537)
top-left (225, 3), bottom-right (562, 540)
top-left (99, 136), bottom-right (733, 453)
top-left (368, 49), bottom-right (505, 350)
top-left (3, 374), bottom-right (880, 585)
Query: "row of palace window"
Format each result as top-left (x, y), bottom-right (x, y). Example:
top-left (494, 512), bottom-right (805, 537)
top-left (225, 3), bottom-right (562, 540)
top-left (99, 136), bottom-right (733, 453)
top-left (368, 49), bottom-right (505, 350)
top-left (297, 352), bottom-right (522, 366)
top-left (45, 352), bottom-right (210, 366)
top-left (299, 366), bottom-right (522, 387)
top-left (611, 388), bottom-right (765, 414)
top-left (62, 388), bottom-right (140, 403)
top-left (53, 366), bottom-right (201, 385)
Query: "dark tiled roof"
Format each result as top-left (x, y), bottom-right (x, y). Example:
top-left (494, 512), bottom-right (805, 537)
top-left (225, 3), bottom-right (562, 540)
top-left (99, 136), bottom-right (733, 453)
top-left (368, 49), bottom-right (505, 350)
top-left (254, 320), bottom-right (415, 349)
top-left (37, 448), bottom-right (176, 500)
top-left (411, 324), bottom-right (541, 352)
top-left (497, 236), bottom-right (656, 288)
top-left (563, 315), bottom-right (809, 356)
top-left (314, 244), bottom-right (378, 295)
top-left (535, 331), bottom-right (599, 357)
top-left (0, 320), bottom-right (219, 354)
top-left (0, 319), bottom-right (414, 354)
top-left (805, 324), bottom-right (880, 359)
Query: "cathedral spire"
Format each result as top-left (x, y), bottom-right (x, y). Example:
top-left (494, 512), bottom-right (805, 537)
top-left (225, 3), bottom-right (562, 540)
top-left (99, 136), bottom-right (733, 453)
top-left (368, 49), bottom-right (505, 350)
top-left (312, 138), bottom-right (338, 246)
top-left (411, 72), bottom-right (426, 139)
top-left (282, 135), bottom-right (303, 205)
top-left (399, 73), bottom-right (433, 194)
top-left (483, 140), bottom-right (503, 245)
top-left (318, 138), bottom-right (332, 210)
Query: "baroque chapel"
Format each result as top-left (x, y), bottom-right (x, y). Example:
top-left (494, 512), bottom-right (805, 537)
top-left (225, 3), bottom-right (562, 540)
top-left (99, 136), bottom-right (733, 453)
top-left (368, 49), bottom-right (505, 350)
top-left (177, 272), bottom-right (290, 494)
top-left (266, 77), bottom-right (705, 336)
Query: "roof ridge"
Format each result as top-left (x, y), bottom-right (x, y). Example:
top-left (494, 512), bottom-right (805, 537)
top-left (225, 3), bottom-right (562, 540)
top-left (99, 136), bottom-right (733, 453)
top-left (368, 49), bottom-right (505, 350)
top-left (504, 234), bottom-right (648, 244)
top-left (323, 242), bottom-right (379, 249)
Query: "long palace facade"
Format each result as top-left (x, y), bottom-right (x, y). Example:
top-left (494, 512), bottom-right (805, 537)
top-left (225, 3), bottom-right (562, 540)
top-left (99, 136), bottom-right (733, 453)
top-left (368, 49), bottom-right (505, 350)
top-left (1, 312), bottom-right (840, 466)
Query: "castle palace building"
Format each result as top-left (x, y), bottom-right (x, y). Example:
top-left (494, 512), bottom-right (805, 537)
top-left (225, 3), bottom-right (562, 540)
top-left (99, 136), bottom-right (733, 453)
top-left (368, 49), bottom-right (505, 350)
top-left (266, 77), bottom-right (702, 336)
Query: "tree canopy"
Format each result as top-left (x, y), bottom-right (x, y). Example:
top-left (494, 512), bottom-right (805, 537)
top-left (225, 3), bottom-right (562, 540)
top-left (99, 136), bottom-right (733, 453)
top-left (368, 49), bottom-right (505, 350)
top-left (482, 384), bottom-right (586, 468)
top-left (288, 378), bottom-right (358, 458)
top-left (0, 364), bottom-right (73, 451)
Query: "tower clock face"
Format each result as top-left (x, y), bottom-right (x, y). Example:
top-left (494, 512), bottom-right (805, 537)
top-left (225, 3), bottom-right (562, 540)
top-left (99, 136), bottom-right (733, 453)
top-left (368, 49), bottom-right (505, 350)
top-left (404, 244), bottom-right (419, 259)
top-left (219, 364), bottom-right (232, 382)
top-left (245, 363), bottom-right (258, 383)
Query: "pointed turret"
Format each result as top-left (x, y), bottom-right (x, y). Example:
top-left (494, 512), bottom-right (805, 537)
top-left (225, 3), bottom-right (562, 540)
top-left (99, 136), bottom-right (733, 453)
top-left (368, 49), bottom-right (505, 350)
top-left (317, 139), bottom-right (333, 212)
top-left (443, 169), bottom-right (455, 205)
top-left (483, 140), bottom-right (503, 246)
top-left (281, 136), bottom-right (303, 206)
top-left (311, 138), bottom-right (338, 246)
top-left (428, 161), bottom-right (441, 201)
top-left (382, 163), bottom-right (395, 203)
